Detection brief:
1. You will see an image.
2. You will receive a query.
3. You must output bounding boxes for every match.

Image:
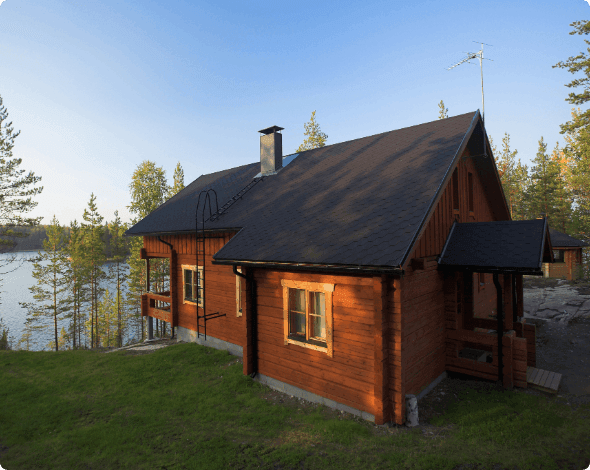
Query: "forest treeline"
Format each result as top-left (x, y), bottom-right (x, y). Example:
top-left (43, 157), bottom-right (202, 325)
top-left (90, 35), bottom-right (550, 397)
top-left (0, 224), bottom-right (132, 258)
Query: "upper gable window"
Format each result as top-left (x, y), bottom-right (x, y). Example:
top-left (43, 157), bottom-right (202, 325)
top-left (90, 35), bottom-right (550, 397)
top-left (281, 279), bottom-right (334, 357)
top-left (452, 168), bottom-right (459, 212)
top-left (468, 172), bottom-right (474, 213)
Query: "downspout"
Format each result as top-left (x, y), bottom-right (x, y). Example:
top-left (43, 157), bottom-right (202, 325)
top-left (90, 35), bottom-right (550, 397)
top-left (493, 273), bottom-right (504, 386)
top-left (157, 236), bottom-right (174, 339)
top-left (512, 274), bottom-right (517, 324)
top-left (233, 265), bottom-right (257, 378)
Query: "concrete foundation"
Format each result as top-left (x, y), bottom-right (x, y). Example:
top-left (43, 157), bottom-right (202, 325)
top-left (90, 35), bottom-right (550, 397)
top-left (176, 326), bottom-right (448, 427)
top-left (176, 326), bottom-right (243, 357)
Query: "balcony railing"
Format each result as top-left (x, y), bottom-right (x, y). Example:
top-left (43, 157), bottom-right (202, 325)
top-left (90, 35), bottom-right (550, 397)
top-left (141, 290), bottom-right (172, 324)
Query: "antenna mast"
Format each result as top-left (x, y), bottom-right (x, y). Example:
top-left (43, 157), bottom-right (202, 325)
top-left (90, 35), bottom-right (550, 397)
top-left (447, 42), bottom-right (493, 124)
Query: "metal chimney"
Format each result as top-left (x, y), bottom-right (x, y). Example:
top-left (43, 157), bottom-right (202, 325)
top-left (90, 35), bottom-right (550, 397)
top-left (259, 126), bottom-right (284, 176)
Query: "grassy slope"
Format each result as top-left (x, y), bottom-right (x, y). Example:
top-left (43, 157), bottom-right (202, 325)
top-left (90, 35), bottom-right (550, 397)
top-left (0, 343), bottom-right (589, 470)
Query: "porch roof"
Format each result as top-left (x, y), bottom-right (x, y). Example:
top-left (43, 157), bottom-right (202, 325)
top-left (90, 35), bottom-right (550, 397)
top-left (437, 218), bottom-right (554, 275)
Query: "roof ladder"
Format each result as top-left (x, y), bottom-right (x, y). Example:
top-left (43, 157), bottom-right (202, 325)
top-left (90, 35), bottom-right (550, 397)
top-left (195, 189), bottom-right (226, 340)
top-left (207, 176), bottom-right (266, 222)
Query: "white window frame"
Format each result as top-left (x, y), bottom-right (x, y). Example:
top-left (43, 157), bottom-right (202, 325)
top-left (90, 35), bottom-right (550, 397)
top-left (281, 279), bottom-right (334, 357)
top-left (182, 264), bottom-right (203, 308)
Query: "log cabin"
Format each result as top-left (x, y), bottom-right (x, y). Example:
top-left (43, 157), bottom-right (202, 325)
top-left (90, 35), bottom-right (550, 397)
top-left (125, 110), bottom-right (555, 426)
top-left (541, 228), bottom-right (588, 281)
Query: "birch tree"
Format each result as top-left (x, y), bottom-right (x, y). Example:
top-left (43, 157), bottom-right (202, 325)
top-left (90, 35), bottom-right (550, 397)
top-left (126, 161), bottom-right (170, 341)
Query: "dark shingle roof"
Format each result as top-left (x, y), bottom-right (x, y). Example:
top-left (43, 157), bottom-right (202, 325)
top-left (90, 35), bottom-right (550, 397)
top-left (548, 228), bottom-right (590, 248)
top-left (126, 111), bottom-right (485, 271)
top-left (437, 219), bottom-right (552, 274)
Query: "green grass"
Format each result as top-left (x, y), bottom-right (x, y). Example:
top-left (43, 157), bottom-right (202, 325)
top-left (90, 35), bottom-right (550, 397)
top-left (1, 343), bottom-right (589, 470)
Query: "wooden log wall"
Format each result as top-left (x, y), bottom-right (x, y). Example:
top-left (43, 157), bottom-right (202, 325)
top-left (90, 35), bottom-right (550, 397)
top-left (543, 247), bottom-right (584, 280)
top-left (253, 269), bottom-right (378, 419)
top-left (143, 233), bottom-right (243, 346)
top-left (393, 260), bottom-right (445, 424)
top-left (398, 146), bottom-right (527, 408)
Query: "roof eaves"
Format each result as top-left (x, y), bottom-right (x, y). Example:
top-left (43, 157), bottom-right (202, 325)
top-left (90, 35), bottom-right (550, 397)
top-left (211, 258), bottom-right (404, 275)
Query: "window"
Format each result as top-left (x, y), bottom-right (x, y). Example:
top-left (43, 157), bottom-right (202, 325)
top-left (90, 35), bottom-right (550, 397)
top-left (553, 250), bottom-right (564, 263)
top-left (452, 168), bottom-right (459, 212)
top-left (468, 172), bottom-right (474, 213)
top-left (281, 279), bottom-right (334, 357)
top-left (478, 272), bottom-right (486, 292)
top-left (182, 265), bottom-right (203, 307)
top-left (236, 267), bottom-right (243, 317)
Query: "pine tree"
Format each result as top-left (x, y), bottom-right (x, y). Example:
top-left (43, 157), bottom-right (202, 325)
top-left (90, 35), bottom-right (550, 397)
top-left (18, 215), bottom-right (70, 351)
top-left (491, 133), bottom-right (531, 220)
top-left (81, 194), bottom-right (107, 348)
top-left (0, 316), bottom-right (10, 350)
top-left (63, 220), bottom-right (92, 349)
top-left (438, 100), bottom-right (449, 119)
top-left (107, 211), bottom-right (129, 347)
top-left (46, 326), bottom-right (70, 351)
top-left (168, 162), bottom-right (185, 199)
top-left (0, 94), bottom-right (43, 277)
top-left (553, 20), bottom-right (590, 134)
top-left (526, 137), bottom-right (563, 224)
top-left (16, 318), bottom-right (37, 351)
top-left (297, 111), bottom-right (328, 152)
top-left (548, 142), bottom-right (575, 234)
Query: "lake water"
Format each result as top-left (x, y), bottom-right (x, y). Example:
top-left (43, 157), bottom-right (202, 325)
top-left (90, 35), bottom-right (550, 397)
top-left (0, 252), bottom-right (134, 351)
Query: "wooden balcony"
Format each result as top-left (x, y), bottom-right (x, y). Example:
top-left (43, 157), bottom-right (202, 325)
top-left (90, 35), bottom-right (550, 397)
top-left (141, 290), bottom-right (174, 325)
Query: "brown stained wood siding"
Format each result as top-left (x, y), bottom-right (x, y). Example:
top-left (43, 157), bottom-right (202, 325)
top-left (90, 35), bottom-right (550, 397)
top-left (253, 269), bottom-right (377, 416)
top-left (143, 232), bottom-right (243, 346)
top-left (397, 147), bottom-right (511, 420)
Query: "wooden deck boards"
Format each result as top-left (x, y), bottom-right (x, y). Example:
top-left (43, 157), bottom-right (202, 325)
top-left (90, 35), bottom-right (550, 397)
top-left (526, 366), bottom-right (561, 394)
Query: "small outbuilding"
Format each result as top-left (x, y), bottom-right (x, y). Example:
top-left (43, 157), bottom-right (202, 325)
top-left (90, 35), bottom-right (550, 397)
top-left (125, 111), bottom-right (555, 426)
top-left (542, 228), bottom-right (589, 281)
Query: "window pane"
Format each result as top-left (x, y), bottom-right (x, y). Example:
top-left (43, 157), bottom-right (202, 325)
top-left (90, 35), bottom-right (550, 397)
top-left (289, 289), bottom-right (305, 312)
top-left (309, 292), bottom-right (325, 316)
top-left (309, 292), bottom-right (326, 340)
top-left (290, 312), bottom-right (306, 337)
top-left (185, 283), bottom-right (193, 300)
top-left (184, 270), bottom-right (193, 300)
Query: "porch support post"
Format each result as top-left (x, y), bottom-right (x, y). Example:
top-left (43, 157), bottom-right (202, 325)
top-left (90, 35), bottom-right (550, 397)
top-left (373, 275), bottom-right (389, 425)
top-left (512, 274), bottom-right (518, 324)
top-left (503, 274), bottom-right (513, 331)
top-left (170, 250), bottom-right (177, 338)
top-left (516, 274), bottom-right (523, 318)
top-left (146, 257), bottom-right (153, 340)
top-left (148, 316), bottom-right (154, 340)
top-left (463, 271), bottom-right (474, 331)
top-left (492, 273), bottom-right (503, 385)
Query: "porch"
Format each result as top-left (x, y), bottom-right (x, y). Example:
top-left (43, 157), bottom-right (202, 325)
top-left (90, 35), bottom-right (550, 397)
top-left (437, 218), bottom-right (560, 392)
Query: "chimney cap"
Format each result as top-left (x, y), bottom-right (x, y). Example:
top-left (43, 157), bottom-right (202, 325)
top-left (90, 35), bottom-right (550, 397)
top-left (259, 125), bottom-right (284, 135)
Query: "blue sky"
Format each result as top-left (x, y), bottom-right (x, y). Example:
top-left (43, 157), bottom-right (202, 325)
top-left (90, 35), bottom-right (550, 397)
top-left (0, 0), bottom-right (588, 227)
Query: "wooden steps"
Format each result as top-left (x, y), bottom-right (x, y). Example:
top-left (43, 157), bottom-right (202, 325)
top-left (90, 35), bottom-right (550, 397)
top-left (526, 366), bottom-right (561, 394)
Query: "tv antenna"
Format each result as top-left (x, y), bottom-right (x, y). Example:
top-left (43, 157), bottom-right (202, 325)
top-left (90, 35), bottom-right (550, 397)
top-left (447, 42), bottom-right (493, 125)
